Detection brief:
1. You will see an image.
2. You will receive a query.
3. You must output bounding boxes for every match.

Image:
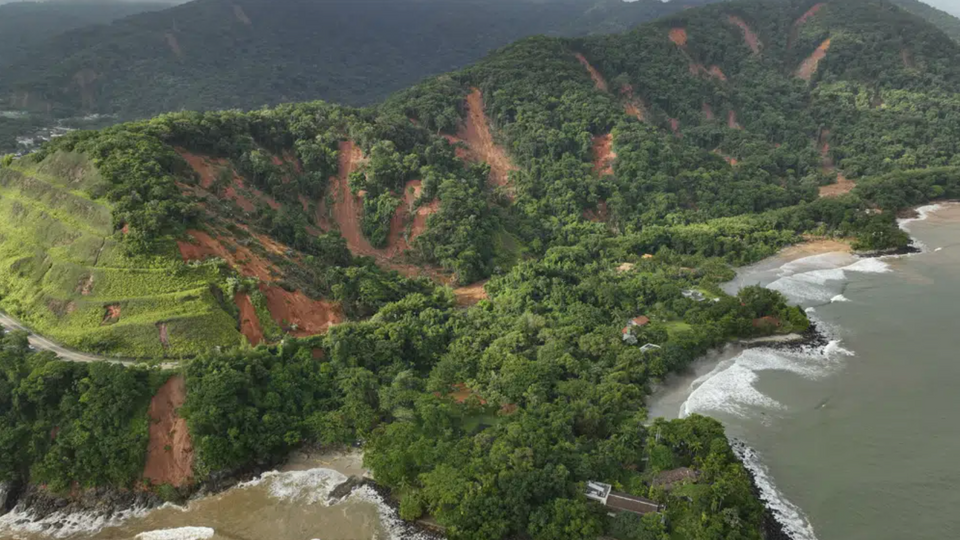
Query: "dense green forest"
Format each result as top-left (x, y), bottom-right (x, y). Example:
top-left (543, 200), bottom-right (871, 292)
top-left (3, 0), bottom-right (960, 538)
top-left (891, 0), bottom-right (960, 42)
top-left (0, 0), bottom-right (713, 123)
top-left (0, 1), bottom-right (166, 64)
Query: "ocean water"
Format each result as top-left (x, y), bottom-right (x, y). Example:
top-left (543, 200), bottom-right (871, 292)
top-left (650, 204), bottom-right (960, 540)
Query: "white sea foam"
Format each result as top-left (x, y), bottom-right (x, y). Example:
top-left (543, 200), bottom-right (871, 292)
top-left (136, 526), bottom-right (215, 540)
top-left (0, 505), bottom-right (150, 539)
top-left (239, 468), bottom-right (348, 506)
top-left (898, 203), bottom-right (943, 232)
top-left (346, 485), bottom-right (436, 540)
top-left (680, 338), bottom-right (847, 419)
top-left (935, 247), bottom-right (943, 252)
top-left (733, 443), bottom-right (819, 540)
top-left (830, 294), bottom-right (848, 303)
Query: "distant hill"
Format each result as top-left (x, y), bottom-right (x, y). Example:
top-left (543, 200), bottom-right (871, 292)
top-left (0, 0), bottom-right (716, 120)
top-left (0, 1), bottom-right (167, 63)
top-left (891, 0), bottom-right (960, 42)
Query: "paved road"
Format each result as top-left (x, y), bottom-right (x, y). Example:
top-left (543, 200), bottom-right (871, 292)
top-left (0, 311), bottom-right (176, 367)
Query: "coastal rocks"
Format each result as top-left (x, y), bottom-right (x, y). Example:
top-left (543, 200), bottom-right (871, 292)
top-left (328, 475), bottom-right (371, 502)
top-left (5, 485), bottom-right (161, 533)
top-left (0, 480), bottom-right (20, 515)
top-left (327, 476), bottom-right (445, 539)
top-left (730, 440), bottom-right (793, 540)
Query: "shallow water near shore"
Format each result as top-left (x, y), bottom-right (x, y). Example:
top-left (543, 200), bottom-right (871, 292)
top-left (0, 450), bottom-right (432, 540)
top-left (649, 203), bottom-right (960, 540)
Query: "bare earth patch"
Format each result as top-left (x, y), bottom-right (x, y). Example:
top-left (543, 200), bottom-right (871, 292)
top-left (177, 149), bottom-right (280, 212)
top-left (702, 103), bottom-right (715, 120)
top-left (101, 304), bottom-right (121, 325)
top-left (157, 322), bottom-right (169, 349)
top-left (669, 28), bottom-right (688, 47)
top-left (779, 237), bottom-right (851, 261)
top-left (575, 53), bottom-right (608, 92)
top-left (592, 134), bottom-right (616, 176)
top-left (728, 15), bottom-right (761, 54)
top-left (177, 229), bottom-right (278, 282)
top-left (263, 286), bottom-right (342, 337)
top-left (77, 274), bottom-right (95, 296)
top-left (453, 281), bottom-right (489, 307)
top-left (796, 3), bottom-right (826, 26)
top-left (620, 85), bottom-right (647, 121)
top-left (728, 110), bottom-right (742, 130)
top-left (584, 200), bottom-right (609, 223)
top-left (143, 375), bottom-right (194, 488)
top-left (796, 38), bottom-right (832, 81)
top-left (455, 88), bottom-right (517, 194)
top-left (235, 292), bottom-right (264, 346)
top-left (818, 173), bottom-right (856, 198)
top-left (164, 33), bottom-right (183, 58)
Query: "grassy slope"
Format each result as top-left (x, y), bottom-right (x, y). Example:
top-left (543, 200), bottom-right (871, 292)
top-left (0, 152), bottom-right (241, 358)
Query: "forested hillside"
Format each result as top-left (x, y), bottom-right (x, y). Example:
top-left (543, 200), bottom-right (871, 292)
top-left (0, 1), bottom-right (167, 63)
top-left (0, 0), bottom-right (713, 121)
top-left (4, 0), bottom-right (960, 538)
top-left (891, 0), bottom-right (960, 42)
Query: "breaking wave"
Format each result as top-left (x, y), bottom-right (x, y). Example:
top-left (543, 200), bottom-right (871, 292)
top-left (238, 467), bottom-right (348, 505)
top-left (0, 504), bottom-right (150, 539)
top-left (733, 442), bottom-right (819, 540)
top-left (136, 527), bottom-right (215, 540)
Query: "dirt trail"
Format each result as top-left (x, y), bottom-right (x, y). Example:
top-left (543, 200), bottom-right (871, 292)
top-left (728, 15), bottom-right (761, 54)
top-left (143, 375), bottom-right (194, 488)
top-left (454, 89), bottom-right (517, 194)
top-left (262, 286), bottom-right (342, 337)
top-left (234, 293), bottom-right (263, 346)
top-left (591, 134), bottom-right (616, 176)
top-left (575, 53), bottom-right (608, 92)
top-left (796, 38), bottom-right (832, 81)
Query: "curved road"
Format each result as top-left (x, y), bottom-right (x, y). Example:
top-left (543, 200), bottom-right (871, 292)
top-left (0, 311), bottom-right (175, 367)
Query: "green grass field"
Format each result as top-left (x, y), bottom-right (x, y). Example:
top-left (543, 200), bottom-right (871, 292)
top-left (0, 154), bottom-right (243, 359)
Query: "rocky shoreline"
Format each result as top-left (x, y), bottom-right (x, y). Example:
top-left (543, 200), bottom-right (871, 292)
top-left (730, 439), bottom-right (794, 540)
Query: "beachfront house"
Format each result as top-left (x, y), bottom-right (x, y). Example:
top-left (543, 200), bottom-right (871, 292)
top-left (621, 316), bottom-right (650, 345)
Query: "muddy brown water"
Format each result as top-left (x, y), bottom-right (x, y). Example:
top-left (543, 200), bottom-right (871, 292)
top-left (0, 451), bottom-right (430, 540)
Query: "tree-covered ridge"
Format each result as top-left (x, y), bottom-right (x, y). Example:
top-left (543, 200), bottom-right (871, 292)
top-left (0, 0), bottom-right (715, 122)
top-left (891, 0), bottom-right (960, 43)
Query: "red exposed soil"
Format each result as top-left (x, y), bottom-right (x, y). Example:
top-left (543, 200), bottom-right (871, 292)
top-left (796, 3), bottom-right (826, 26)
top-left (714, 150), bottom-right (739, 166)
top-left (455, 89), bottom-right (517, 193)
top-left (143, 375), bottom-right (194, 488)
top-left (575, 53), bottom-right (609, 92)
top-left (164, 33), bottom-right (183, 57)
top-left (819, 173), bottom-right (856, 197)
top-left (727, 110), bottom-right (742, 130)
top-left (592, 134), bottom-right (616, 176)
top-left (707, 65), bottom-right (727, 81)
top-left (321, 141), bottom-right (389, 257)
top-left (453, 281), bottom-right (489, 307)
top-left (669, 28), bottom-right (688, 47)
top-left (262, 286), bottom-right (342, 337)
top-left (101, 304), bottom-right (121, 325)
top-left (620, 85), bottom-right (646, 121)
top-left (728, 15), bottom-right (761, 54)
top-left (234, 293), bottom-right (264, 346)
top-left (177, 229), bottom-right (278, 282)
top-left (449, 383), bottom-right (487, 404)
top-left (177, 149), bottom-right (281, 212)
top-left (669, 118), bottom-right (681, 136)
top-left (796, 38), bottom-right (832, 81)
top-left (404, 180), bottom-right (439, 244)
top-left (703, 103), bottom-right (715, 120)
top-left (901, 49), bottom-right (915, 69)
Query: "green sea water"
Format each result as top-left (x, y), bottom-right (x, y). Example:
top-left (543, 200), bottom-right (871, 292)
top-left (650, 204), bottom-right (960, 540)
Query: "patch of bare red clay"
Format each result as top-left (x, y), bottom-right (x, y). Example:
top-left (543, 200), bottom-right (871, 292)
top-left (235, 293), bottom-right (264, 346)
top-left (263, 286), bottom-right (342, 337)
top-left (796, 38), bottom-right (831, 81)
top-left (584, 200), bottom-right (609, 223)
top-left (575, 53), bottom-right (609, 92)
top-left (819, 173), bottom-right (855, 197)
top-left (143, 375), bottom-right (194, 488)
top-left (708, 66), bottom-right (727, 81)
top-left (669, 28), bottom-right (688, 47)
top-left (592, 134), bottom-right (616, 175)
top-left (669, 118), bottom-right (681, 136)
top-left (703, 103), bottom-right (715, 120)
top-left (454, 89), bottom-right (517, 194)
top-left (728, 15), bottom-right (761, 54)
top-left (620, 85), bottom-right (646, 121)
top-left (177, 149), bottom-right (280, 212)
top-left (177, 229), bottom-right (278, 282)
top-left (453, 281), bottom-right (489, 307)
top-left (796, 3), bottom-right (826, 26)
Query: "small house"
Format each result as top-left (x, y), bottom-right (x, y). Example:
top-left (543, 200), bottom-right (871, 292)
top-left (585, 480), bottom-right (662, 516)
top-left (621, 316), bottom-right (650, 344)
top-left (682, 289), bottom-right (706, 302)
